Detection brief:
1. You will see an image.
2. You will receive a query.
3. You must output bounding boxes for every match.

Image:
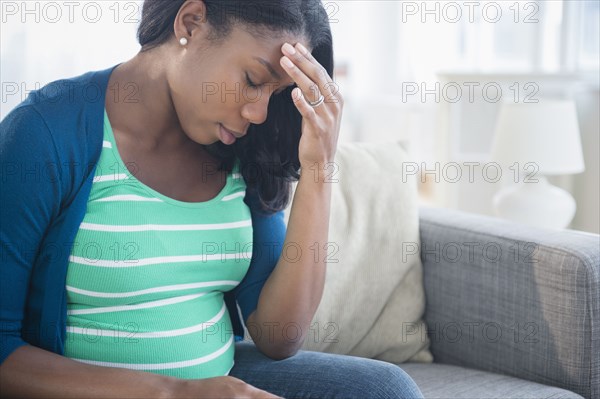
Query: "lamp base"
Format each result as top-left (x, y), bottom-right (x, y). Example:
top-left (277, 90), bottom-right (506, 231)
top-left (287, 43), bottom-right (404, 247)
top-left (492, 177), bottom-right (576, 229)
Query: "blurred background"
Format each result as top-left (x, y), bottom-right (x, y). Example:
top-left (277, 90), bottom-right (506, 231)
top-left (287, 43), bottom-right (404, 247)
top-left (2, 0), bottom-right (598, 233)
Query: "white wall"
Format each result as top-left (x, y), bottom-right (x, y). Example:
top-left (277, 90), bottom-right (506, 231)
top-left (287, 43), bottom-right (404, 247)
top-left (1, 1), bottom-right (142, 120)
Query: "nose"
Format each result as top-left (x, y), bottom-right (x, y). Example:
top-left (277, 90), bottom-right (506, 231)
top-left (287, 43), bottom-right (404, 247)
top-left (241, 88), bottom-right (271, 125)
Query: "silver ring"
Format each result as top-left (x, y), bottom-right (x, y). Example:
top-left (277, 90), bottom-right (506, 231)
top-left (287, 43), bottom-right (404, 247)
top-left (308, 93), bottom-right (325, 108)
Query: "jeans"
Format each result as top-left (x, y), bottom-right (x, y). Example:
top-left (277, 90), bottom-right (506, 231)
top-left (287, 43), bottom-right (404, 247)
top-left (229, 341), bottom-right (425, 399)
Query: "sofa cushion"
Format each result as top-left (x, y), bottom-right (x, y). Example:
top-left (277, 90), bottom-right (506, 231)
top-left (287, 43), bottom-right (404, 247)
top-left (399, 362), bottom-right (584, 399)
top-left (418, 206), bottom-right (599, 398)
top-left (282, 141), bottom-right (432, 364)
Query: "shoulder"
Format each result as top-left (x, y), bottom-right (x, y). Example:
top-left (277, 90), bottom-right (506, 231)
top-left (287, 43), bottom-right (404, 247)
top-left (1, 66), bottom-right (118, 201)
top-left (2, 66), bottom-right (117, 163)
top-left (19, 68), bottom-right (108, 115)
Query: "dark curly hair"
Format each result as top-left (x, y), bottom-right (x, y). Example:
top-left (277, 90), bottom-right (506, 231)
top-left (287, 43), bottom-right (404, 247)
top-left (137, 0), bottom-right (334, 214)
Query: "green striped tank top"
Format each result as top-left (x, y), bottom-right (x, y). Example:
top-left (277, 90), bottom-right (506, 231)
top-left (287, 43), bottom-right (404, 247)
top-left (63, 109), bottom-right (253, 379)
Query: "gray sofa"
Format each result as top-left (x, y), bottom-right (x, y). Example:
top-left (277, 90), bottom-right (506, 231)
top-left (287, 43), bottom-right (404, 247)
top-left (398, 207), bottom-right (599, 399)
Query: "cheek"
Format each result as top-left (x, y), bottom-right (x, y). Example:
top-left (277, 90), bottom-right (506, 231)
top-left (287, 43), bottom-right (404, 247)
top-left (170, 61), bottom-right (243, 122)
top-left (209, 71), bottom-right (247, 105)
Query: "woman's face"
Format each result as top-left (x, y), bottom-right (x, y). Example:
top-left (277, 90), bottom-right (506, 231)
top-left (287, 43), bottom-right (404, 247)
top-left (167, 10), bottom-right (309, 146)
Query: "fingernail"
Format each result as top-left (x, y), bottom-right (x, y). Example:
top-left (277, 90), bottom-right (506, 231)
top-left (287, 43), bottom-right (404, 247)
top-left (283, 43), bottom-right (296, 55)
top-left (297, 43), bottom-right (308, 55)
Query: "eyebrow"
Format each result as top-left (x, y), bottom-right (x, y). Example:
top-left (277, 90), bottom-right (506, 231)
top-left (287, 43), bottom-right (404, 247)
top-left (253, 56), bottom-right (281, 80)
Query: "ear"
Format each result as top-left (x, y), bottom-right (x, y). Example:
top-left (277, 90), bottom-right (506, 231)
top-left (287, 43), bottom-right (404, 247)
top-left (173, 0), bottom-right (208, 43)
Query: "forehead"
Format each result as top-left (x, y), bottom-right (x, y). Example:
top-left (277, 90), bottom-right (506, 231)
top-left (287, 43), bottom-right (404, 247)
top-left (226, 25), bottom-right (308, 86)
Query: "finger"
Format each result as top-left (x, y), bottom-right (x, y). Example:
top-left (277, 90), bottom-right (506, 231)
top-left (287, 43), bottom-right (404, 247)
top-left (280, 55), bottom-right (322, 105)
top-left (282, 42), bottom-right (336, 102)
top-left (297, 46), bottom-right (342, 106)
top-left (291, 42), bottom-right (334, 87)
top-left (254, 385), bottom-right (283, 398)
top-left (290, 87), bottom-right (317, 121)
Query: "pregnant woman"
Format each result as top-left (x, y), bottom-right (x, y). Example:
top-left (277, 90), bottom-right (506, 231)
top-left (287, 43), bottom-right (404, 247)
top-left (0, 1), bottom-right (424, 398)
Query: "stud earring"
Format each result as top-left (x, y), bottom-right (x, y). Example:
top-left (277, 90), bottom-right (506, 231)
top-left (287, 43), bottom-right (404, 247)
top-left (179, 37), bottom-right (188, 46)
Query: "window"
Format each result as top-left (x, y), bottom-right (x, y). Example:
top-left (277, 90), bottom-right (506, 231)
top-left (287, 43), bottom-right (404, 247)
top-left (578, 0), bottom-right (600, 72)
top-left (396, 0), bottom-right (598, 84)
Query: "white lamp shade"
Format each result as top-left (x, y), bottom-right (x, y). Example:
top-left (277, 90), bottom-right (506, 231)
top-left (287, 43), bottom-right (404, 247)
top-left (490, 100), bottom-right (585, 175)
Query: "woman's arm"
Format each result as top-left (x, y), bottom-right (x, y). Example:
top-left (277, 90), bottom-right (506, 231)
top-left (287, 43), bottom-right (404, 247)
top-left (243, 42), bottom-right (342, 359)
top-left (246, 171), bottom-right (332, 359)
top-left (0, 345), bottom-right (286, 399)
top-left (0, 107), bottom-right (169, 398)
top-left (0, 345), bottom-right (176, 398)
top-left (1, 105), bottom-right (64, 365)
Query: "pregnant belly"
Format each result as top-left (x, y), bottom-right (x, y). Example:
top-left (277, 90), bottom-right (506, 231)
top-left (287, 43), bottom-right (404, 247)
top-left (64, 293), bottom-right (236, 379)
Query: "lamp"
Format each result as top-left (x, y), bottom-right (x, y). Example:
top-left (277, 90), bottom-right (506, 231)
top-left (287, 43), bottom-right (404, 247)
top-left (490, 99), bottom-right (585, 229)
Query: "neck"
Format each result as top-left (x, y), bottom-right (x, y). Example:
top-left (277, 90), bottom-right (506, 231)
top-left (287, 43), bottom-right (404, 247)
top-left (106, 48), bottom-right (189, 151)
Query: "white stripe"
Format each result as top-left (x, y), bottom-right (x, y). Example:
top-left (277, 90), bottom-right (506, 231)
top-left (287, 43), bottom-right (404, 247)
top-left (93, 173), bottom-right (129, 183)
top-left (69, 252), bottom-right (253, 267)
top-left (66, 280), bottom-right (240, 298)
top-left (67, 293), bottom-right (207, 315)
top-left (232, 173), bottom-right (241, 179)
top-left (70, 335), bottom-right (234, 370)
top-left (93, 195), bottom-right (162, 202)
top-left (79, 219), bottom-right (251, 232)
top-left (102, 140), bottom-right (113, 148)
top-left (222, 191), bottom-right (245, 202)
top-left (67, 302), bottom-right (227, 338)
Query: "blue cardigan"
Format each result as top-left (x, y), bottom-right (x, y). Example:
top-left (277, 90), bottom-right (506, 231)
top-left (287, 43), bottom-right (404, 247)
top-left (0, 64), bottom-right (287, 365)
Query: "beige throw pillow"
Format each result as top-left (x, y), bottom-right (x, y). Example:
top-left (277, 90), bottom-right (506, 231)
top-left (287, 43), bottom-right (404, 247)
top-left (244, 141), bottom-right (432, 364)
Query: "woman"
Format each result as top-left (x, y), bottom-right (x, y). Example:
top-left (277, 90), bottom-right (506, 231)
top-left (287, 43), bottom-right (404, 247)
top-left (0, 0), bottom-right (424, 397)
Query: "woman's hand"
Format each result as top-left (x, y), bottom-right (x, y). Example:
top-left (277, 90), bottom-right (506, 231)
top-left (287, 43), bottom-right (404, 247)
top-left (170, 376), bottom-right (284, 398)
top-left (280, 42), bottom-right (344, 171)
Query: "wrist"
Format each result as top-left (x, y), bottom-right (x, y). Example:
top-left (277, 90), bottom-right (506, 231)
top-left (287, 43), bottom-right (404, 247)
top-left (299, 161), bottom-right (335, 184)
top-left (158, 375), bottom-right (185, 399)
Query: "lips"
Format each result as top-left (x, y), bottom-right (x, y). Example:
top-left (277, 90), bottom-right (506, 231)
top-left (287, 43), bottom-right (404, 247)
top-left (220, 124), bottom-right (244, 138)
top-left (219, 125), bottom-right (236, 145)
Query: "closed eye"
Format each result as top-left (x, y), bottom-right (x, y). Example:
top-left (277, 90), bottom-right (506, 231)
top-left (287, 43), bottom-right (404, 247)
top-left (245, 72), bottom-right (295, 95)
top-left (245, 72), bottom-right (258, 88)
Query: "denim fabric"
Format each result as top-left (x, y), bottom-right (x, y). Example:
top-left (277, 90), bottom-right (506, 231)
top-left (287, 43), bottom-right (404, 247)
top-left (229, 342), bottom-right (425, 399)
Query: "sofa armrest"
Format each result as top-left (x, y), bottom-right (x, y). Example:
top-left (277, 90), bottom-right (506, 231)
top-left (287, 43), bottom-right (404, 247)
top-left (418, 206), bottom-right (599, 399)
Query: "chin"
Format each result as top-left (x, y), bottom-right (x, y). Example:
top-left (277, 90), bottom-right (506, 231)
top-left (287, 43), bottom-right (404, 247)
top-left (181, 123), bottom-right (219, 146)
top-left (186, 135), bottom-right (215, 147)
